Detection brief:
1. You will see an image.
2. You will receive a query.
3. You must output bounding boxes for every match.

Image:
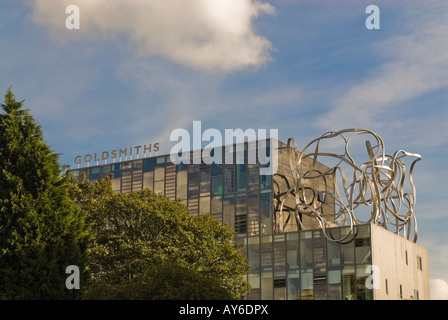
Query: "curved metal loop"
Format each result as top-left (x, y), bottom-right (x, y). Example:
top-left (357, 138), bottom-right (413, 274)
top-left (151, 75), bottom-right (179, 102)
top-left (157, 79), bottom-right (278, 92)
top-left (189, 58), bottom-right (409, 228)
top-left (276, 129), bottom-right (421, 243)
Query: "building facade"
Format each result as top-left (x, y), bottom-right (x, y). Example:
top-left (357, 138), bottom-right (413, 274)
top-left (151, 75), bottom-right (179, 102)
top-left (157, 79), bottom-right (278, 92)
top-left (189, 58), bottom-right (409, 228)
top-left (69, 138), bottom-right (429, 300)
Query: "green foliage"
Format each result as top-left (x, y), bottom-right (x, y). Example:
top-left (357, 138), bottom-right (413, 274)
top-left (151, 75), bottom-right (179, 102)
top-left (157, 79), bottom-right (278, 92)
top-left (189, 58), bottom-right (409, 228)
top-left (69, 175), bottom-right (251, 300)
top-left (0, 88), bottom-right (90, 299)
top-left (83, 260), bottom-right (233, 300)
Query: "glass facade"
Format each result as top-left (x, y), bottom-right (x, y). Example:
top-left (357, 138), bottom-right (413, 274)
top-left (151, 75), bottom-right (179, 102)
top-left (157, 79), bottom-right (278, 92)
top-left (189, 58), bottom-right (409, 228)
top-left (69, 139), bottom-right (375, 300)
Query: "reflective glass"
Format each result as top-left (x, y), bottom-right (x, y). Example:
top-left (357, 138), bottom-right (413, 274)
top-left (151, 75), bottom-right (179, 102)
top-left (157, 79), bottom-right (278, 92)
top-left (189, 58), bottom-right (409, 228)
top-left (260, 190), bottom-right (272, 235)
top-left (248, 167), bottom-right (259, 191)
top-left (223, 165), bottom-right (234, 193)
top-left (248, 272), bottom-right (260, 289)
top-left (111, 163), bottom-right (121, 178)
top-left (328, 268), bottom-right (342, 300)
top-left (287, 270), bottom-right (300, 300)
top-left (154, 167), bottom-right (165, 181)
top-left (342, 266), bottom-right (355, 300)
top-left (236, 164), bottom-right (247, 192)
top-left (143, 158), bottom-right (155, 172)
top-left (100, 165), bottom-right (111, 179)
top-left (200, 167), bottom-right (210, 195)
top-left (300, 239), bottom-right (313, 268)
top-left (176, 170), bottom-right (187, 200)
top-left (211, 196), bottom-right (222, 214)
top-left (260, 174), bottom-right (272, 190)
top-left (248, 236), bottom-right (260, 272)
top-left (327, 242), bottom-right (341, 266)
top-left (356, 264), bottom-right (373, 300)
top-left (199, 196), bottom-right (210, 215)
top-left (90, 167), bottom-right (100, 180)
top-left (341, 244), bottom-right (355, 265)
top-left (143, 172), bottom-right (154, 191)
top-left (211, 175), bottom-right (223, 195)
top-left (71, 169), bottom-right (80, 181)
top-left (286, 233), bottom-right (299, 269)
top-left (155, 156), bottom-right (165, 166)
top-left (223, 194), bottom-right (234, 229)
top-left (261, 271), bottom-right (273, 300)
top-left (300, 269), bottom-right (313, 300)
top-left (154, 180), bottom-right (164, 194)
top-left (211, 163), bottom-right (222, 176)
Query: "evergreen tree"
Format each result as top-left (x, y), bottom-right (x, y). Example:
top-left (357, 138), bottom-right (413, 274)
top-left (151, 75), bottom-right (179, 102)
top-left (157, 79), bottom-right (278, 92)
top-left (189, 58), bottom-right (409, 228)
top-left (0, 88), bottom-right (90, 299)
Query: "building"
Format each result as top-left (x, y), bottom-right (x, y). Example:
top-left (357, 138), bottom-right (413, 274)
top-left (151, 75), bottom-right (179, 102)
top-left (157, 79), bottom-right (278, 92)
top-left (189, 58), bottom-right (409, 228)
top-left (68, 138), bottom-right (430, 300)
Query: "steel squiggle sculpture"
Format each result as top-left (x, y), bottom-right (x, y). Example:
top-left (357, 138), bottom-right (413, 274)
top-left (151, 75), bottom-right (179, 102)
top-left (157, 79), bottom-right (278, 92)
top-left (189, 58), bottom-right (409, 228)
top-left (277, 128), bottom-right (421, 243)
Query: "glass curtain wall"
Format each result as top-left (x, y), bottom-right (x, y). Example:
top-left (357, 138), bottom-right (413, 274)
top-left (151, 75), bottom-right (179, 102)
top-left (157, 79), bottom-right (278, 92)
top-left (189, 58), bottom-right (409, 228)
top-left (68, 140), bottom-right (374, 300)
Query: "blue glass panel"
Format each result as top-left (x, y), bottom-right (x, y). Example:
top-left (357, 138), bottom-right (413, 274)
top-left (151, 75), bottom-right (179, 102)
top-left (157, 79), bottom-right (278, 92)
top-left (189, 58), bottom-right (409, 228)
top-left (111, 163), bottom-right (121, 178)
top-left (155, 156), bottom-right (165, 167)
top-left (143, 158), bottom-right (155, 172)
top-left (236, 163), bottom-right (247, 192)
top-left (90, 166), bottom-right (100, 180)
top-left (211, 163), bottom-right (222, 176)
top-left (260, 174), bottom-right (272, 190)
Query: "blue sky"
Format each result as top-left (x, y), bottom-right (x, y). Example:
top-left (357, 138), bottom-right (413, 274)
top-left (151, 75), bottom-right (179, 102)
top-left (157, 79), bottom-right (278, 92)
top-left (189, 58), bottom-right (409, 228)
top-left (1, 0), bottom-right (447, 298)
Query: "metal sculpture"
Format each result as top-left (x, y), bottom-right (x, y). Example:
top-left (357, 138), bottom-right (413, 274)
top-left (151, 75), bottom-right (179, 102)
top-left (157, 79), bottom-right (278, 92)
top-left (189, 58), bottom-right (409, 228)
top-left (276, 128), bottom-right (421, 243)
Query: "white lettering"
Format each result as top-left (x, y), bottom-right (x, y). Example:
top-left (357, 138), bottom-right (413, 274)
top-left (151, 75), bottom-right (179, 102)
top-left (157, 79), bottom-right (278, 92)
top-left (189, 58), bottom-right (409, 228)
top-left (65, 5), bottom-right (80, 30)
top-left (365, 5), bottom-right (380, 30)
top-left (65, 265), bottom-right (80, 289)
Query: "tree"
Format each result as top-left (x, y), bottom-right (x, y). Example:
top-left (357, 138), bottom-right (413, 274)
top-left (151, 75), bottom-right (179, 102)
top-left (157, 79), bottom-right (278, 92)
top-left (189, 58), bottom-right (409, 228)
top-left (69, 175), bottom-right (251, 299)
top-left (0, 88), bottom-right (90, 299)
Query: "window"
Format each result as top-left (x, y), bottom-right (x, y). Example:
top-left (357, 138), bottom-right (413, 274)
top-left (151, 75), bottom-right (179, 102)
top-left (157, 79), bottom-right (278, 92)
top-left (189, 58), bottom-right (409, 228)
top-left (248, 236), bottom-right (260, 271)
top-left (300, 239), bottom-right (313, 269)
top-left (199, 196), bottom-right (210, 215)
top-left (287, 270), bottom-right (300, 300)
top-left (223, 165), bottom-right (234, 193)
top-left (260, 235), bottom-right (272, 271)
top-left (413, 289), bottom-right (419, 300)
top-left (300, 269), bottom-right (313, 300)
top-left (385, 278), bottom-right (388, 295)
top-left (328, 268), bottom-right (342, 300)
top-left (199, 167), bottom-right (210, 196)
top-left (71, 169), bottom-right (80, 181)
top-left (327, 242), bottom-right (341, 266)
top-left (260, 174), bottom-right (272, 190)
top-left (261, 271), bottom-right (273, 300)
top-left (248, 273), bottom-right (260, 300)
top-left (342, 266), bottom-right (355, 300)
top-left (248, 166), bottom-right (259, 190)
top-left (143, 158), bottom-right (155, 172)
top-left (260, 190), bottom-right (272, 235)
top-left (111, 163), bottom-right (121, 178)
top-left (176, 170), bottom-right (187, 200)
top-left (286, 233), bottom-right (299, 270)
top-left (211, 162), bottom-right (222, 176)
top-left (155, 156), bottom-right (165, 166)
top-left (235, 164), bottom-right (247, 192)
top-left (90, 166), bottom-right (100, 180)
top-left (417, 256), bottom-right (423, 271)
top-left (223, 194), bottom-right (235, 229)
top-left (355, 238), bottom-right (371, 265)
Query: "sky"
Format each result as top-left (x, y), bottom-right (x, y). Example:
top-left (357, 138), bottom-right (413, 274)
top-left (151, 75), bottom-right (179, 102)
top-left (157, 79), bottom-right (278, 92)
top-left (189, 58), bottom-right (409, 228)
top-left (1, 0), bottom-right (447, 299)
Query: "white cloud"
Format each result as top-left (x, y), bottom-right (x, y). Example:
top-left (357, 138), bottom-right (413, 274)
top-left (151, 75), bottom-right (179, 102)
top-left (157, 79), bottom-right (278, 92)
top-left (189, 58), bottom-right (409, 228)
top-left (430, 279), bottom-right (448, 300)
top-left (31, 0), bottom-right (275, 73)
top-left (316, 5), bottom-right (448, 131)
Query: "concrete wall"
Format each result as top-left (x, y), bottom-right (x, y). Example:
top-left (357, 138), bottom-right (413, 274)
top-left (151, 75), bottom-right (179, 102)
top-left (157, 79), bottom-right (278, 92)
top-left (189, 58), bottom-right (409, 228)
top-left (370, 224), bottom-right (430, 300)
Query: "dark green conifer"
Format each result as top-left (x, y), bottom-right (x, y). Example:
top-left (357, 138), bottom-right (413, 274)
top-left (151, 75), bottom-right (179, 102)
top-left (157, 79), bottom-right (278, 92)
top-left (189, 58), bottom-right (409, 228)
top-left (0, 88), bottom-right (90, 299)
